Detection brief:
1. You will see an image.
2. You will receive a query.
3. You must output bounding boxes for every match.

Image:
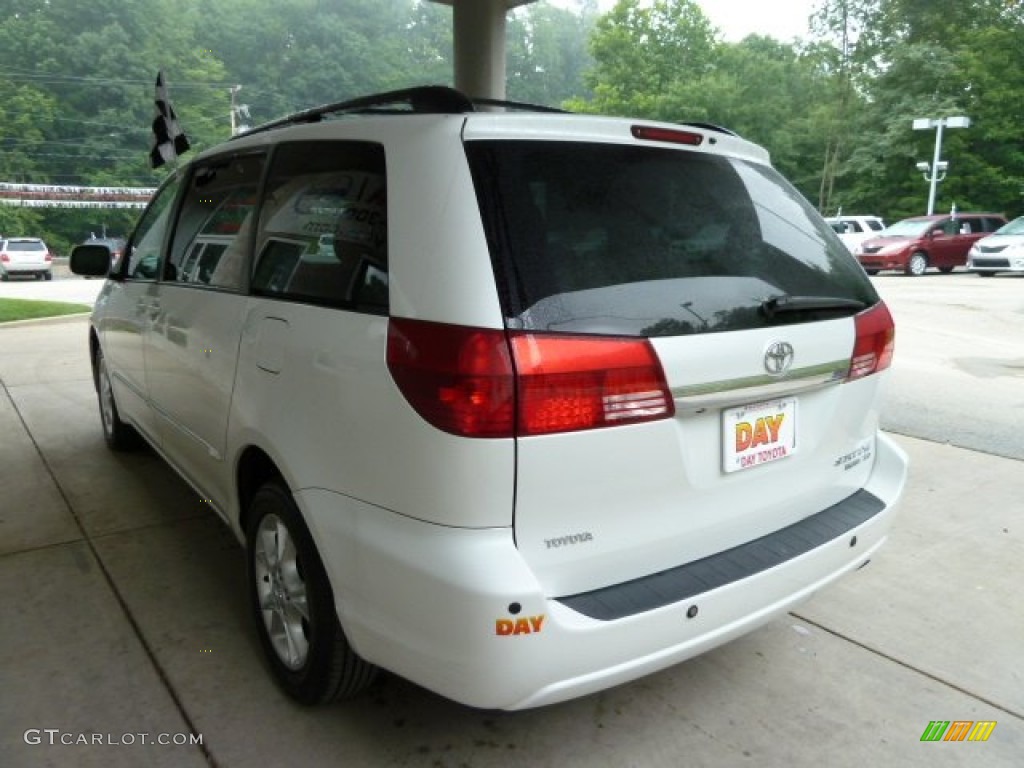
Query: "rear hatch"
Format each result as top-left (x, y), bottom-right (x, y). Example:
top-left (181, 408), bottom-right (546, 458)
top-left (463, 123), bottom-right (893, 597)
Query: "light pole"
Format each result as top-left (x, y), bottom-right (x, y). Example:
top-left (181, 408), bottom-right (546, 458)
top-left (912, 115), bottom-right (969, 215)
top-left (229, 85), bottom-right (250, 136)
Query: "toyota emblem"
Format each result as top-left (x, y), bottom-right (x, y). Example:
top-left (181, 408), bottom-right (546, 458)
top-left (764, 341), bottom-right (794, 376)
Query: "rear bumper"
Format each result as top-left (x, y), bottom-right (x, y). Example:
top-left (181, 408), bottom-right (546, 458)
top-left (1, 264), bottom-right (51, 274)
top-left (857, 254), bottom-right (908, 271)
top-left (298, 432), bottom-right (908, 710)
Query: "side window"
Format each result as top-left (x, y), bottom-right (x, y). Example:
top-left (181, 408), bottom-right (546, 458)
top-left (958, 219), bottom-right (974, 235)
top-left (867, 219), bottom-right (884, 231)
top-left (252, 141), bottom-right (387, 312)
top-left (166, 153), bottom-right (265, 291)
top-left (937, 219), bottom-right (958, 236)
top-left (983, 217), bottom-right (1003, 233)
top-left (124, 172), bottom-right (185, 280)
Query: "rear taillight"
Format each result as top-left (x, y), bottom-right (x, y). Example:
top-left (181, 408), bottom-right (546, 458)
top-left (847, 301), bottom-right (895, 381)
top-left (387, 318), bottom-right (674, 438)
top-left (45, 252), bottom-right (53, 262)
top-left (387, 320), bottom-right (514, 437)
top-left (511, 333), bottom-right (673, 435)
top-left (0, 254), bottom-right (8, 262)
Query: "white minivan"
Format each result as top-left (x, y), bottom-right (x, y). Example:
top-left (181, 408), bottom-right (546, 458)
top-left (968, 215), bottom-right (1024, 275)
top-left (72, 86), bottom-right (908, 710)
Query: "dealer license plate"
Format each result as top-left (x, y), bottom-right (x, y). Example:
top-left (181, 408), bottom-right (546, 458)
top-left (722, 397), bottom-right (797, 473)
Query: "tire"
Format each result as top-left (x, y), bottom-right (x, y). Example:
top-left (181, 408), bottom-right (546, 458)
top-left (95, 348), bottom-right (141, 450)
top-left (1, 273), bottom-right (8, 282)
top-left (44, 272), bottom-right (53, 281)
top-left (906, 252), bottom-right (928, 276)
top-left (246, 481), bottom-right (377, 704)
top-left (36, 273), bottom-right (44, 280)
top-left (865, 269), bottom-right (879, 276)
top-left (977, 272), bottom-right (995, 277)
top-left (938, 266), bottom-right (955, 274)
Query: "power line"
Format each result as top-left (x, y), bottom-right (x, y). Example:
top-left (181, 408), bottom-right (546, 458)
top-left (0, 66), bottom-right (236, 89)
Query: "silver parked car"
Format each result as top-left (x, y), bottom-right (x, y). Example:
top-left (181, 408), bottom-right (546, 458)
top-left (968, 215), bottom-right (1024, 275)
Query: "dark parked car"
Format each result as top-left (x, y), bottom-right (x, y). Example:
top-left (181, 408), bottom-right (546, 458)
top-left (82, 236), bottom-right (127, 275)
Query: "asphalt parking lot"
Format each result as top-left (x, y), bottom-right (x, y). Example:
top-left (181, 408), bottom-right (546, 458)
top-left (1, 273), bottom-right (1022, 767)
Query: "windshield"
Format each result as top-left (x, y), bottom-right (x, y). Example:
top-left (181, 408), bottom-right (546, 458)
top-left (994, 216), bottom-right (1024, 236)
top-left (466, 141), bottom-right (878, 337)
top-left (881, 219), bottom-right (934, 237)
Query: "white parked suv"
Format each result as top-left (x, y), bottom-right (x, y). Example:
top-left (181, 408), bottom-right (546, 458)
top-left (0, 237), bottom-right (53, 280)
top-left (825, 215), bottom-right (885, 253)
top-left (71, 86), bottom-right (908, 710)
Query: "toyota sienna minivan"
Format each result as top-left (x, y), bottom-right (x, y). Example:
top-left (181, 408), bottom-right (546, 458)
top-left (71, 85), bottom-right (908, 710)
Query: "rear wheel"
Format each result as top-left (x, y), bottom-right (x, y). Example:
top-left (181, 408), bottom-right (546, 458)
top-left (906, 252), bottom-right (928, 276)
top-left (96, 348), bottom-right (140, 450)
top-left (246, 481), bottom-right (377, 704)
top-left (43, 272), bottom-right (53, 281)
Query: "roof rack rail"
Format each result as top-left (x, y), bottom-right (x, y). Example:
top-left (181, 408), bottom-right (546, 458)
top-left (471, 97), bottom-right (568, 114)
top-left (234, 85), bottom-right (471, 139)
top-left (234, 85), bottom-right (568, 139)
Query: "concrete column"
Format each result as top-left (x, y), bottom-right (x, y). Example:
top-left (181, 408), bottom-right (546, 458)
top-left (431, 0), bottom-right (537, 101)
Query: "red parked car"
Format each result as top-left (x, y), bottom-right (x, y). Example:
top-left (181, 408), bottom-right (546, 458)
top-left (854, 213), bottom-right (1006, 276)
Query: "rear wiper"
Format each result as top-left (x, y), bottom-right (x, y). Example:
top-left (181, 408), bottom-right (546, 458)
top-left (760, 294), bottom-right (866, 322)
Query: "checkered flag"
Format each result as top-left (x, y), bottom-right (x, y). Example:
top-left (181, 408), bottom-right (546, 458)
top-left (149, 71), bottom-right (191, 169)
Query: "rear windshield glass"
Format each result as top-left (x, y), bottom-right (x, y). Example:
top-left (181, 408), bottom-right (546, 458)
top-left (465, 141), bottom-right (878, 337)
top-left (6, 240), bottom-right (46, 251)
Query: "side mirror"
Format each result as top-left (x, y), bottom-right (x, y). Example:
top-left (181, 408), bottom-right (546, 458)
top-left (69, 244), bottom-right (112, 277)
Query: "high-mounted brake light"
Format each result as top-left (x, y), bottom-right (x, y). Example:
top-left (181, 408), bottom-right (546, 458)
top-left (847, 301), bottom-right (895, 381)
top-left (387, 318), bottom-right (674, 438)
top-left (631, 125), bottom-right (704, 146)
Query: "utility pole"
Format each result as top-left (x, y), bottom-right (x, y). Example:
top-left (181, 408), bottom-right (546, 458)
top-left (229, 85), bottom-right (251, 136)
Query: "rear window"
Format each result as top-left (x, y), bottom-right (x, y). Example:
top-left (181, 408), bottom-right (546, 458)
top-left (5, 240), bottom-right (46, 251)
top-left (466, 141), bottom-right (878, 337)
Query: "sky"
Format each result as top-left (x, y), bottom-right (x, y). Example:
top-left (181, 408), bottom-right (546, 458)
top-left (556, 0), bottom-right (820, 43)
top-left (694, 0), bottom-right (818, 42)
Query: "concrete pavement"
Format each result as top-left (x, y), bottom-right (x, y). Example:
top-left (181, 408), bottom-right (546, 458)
top-left (1, 315), bottom-right (1021, 767)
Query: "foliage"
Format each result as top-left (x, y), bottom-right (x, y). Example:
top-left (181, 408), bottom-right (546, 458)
top-left (508, 1), bottom-right (597, 105)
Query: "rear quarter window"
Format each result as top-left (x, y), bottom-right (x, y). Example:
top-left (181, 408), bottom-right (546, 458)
top-left (251, 141), bottom-right (388, 312)
top-left (466, 141), bottom-right (877, 337)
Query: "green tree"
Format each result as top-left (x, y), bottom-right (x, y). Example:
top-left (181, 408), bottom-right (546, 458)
top-left (576, 0), bottom-right (717, 119)
top-left (507, 1), bottom-right (596, 106)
